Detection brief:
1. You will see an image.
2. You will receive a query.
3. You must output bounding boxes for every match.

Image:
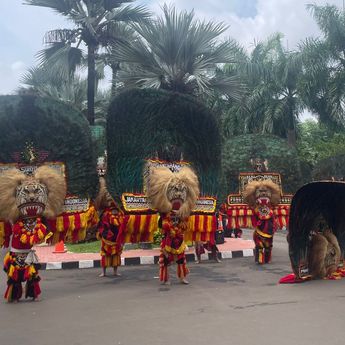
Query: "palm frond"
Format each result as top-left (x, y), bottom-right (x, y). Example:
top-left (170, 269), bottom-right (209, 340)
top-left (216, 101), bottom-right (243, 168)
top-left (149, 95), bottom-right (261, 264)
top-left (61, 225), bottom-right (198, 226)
top-left (43, 29), bottom-right (79, 44)
top-left (24, 0), bottom-right (78, 16)
top-left (106, 5), bottom-right (151, 22)
top-left (113, 4), bottom-right (243, 97)
top-left (36, 43), bottom-right (83, 81)
top-left (102, 0), bottom-right (135, 11)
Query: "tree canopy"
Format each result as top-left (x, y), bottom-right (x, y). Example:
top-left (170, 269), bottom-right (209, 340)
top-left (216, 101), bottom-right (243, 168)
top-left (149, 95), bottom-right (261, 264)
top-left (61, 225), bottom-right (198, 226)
top-left (113, 4), bottom-right (244, 100)
top-left (24, 0), bottom-right (150, 124)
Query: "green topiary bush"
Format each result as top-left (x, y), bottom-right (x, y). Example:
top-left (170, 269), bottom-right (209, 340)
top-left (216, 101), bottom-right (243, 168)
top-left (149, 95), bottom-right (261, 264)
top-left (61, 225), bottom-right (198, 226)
top-left (221, 134), bottom-right (303, 200)
top-left (0, 95), bottom-right (98, 197)
top-left (106, 88), bottom-right (221, 197)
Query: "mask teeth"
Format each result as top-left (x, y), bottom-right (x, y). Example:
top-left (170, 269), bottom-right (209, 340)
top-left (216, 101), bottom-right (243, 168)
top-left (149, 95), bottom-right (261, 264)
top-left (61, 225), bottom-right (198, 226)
top-left (20, 204), bottom-right (44, 217)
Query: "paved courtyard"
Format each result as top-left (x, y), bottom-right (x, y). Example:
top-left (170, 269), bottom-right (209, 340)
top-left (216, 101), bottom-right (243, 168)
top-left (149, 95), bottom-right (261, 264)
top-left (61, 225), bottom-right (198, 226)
top-left (0, 231), bottom-right (344, 345)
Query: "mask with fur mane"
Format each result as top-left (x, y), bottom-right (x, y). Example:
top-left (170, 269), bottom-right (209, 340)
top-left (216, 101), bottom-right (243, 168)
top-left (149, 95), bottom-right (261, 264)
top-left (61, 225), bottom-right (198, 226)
top-left (308, 229), bottom-right (341, 279)
top-left (147, 166), bottom-right (199, 219)
top-left (0, 166), bottom-right (67, 222)
top-left (243, 180), bottom-right (281, 208)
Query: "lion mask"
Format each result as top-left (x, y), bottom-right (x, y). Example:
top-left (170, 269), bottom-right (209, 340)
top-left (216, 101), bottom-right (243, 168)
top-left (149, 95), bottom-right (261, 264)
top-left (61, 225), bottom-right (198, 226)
top-left (0, 166), bottom-right (67, 222)
top-left (147, 166), bottom-right (199, 219)
top-left (308, 229), bottom-right (341, 279)
top-left (243, 180), bottom-right (281, 208)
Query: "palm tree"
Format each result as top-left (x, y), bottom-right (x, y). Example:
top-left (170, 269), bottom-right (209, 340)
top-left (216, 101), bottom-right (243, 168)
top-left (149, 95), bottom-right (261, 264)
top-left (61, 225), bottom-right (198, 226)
top-left (101, 22), bottom-right (137, 96)
top-left (24, 0), bottom-right (150, 125)
top-left (111, 4), bottom-right (244, 100)
top-left (19, 65), bottom-right (110, 125)
top-left (222, 33), bottom-right (303, 146)
top-left (298, 4), bottom-right (345, 129)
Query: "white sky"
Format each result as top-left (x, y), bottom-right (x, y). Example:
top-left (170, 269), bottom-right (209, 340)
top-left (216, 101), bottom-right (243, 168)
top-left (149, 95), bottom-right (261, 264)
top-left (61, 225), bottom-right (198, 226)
top-left (0, 0), bottom-right (342, 98)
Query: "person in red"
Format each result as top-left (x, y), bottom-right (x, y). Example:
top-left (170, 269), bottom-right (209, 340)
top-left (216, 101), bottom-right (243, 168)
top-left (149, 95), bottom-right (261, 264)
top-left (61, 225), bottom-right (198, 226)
top-left (243, 180), bottom-right (281, 264)
top-left (159, 212), bottom-right (189, 283)
top-left (194, 240), bottom-right (221, 264)
top-left (95, 177), bottom-right (126, 277)
top-left (3, 218), bottom-right (51, 301)
top-left (147, 166), bottom-right (199, 285)
top-left (0, 166), bottom-right (66, 302)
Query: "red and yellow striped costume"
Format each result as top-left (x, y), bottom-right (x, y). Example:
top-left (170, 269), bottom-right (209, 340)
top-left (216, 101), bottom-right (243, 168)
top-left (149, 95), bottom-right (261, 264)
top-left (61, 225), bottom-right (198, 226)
top-left (97, 208), bottom-right (126, 268)
top-left (3, 218), bottom-right (51, 302)
top-left (159, 213), bottom-right (189, 283)
top-left (252, 208), bottom-right (277, 264)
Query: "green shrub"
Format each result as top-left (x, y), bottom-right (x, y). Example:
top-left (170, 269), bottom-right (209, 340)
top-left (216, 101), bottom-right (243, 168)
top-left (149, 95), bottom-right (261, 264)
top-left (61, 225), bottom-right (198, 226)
top-left (0, 95), bottom-right (98, 197)
top-left (221, 134), bottom-right (303, 200)
top-left (153, 229), bottom-right (163, 245)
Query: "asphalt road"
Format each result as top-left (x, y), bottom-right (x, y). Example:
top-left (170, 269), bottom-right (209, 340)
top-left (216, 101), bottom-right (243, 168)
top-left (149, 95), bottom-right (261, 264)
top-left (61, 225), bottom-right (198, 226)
top-left (1, 230), bottom-right (345, 345)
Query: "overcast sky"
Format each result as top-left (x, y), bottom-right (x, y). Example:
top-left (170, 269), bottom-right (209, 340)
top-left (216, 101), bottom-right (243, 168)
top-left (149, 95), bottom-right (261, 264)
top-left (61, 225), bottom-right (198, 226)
top-left (0, 0), bottom-right (342, 95)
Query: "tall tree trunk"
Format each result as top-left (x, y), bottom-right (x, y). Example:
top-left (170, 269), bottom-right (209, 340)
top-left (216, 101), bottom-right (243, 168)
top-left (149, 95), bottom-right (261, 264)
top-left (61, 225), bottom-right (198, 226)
top-left (111, 62), bottom-right (120, 97)
top-left (287, 114), bottom-right (297, 147)
top-left (287, 129), bottom-right (296, 147)
top-left (286, 97), bottom-right (297, 147)
top-left (87, 44), bottom-right (96, 125)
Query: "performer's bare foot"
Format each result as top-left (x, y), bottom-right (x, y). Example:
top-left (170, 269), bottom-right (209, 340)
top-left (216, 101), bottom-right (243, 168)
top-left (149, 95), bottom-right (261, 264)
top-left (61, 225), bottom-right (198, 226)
top-left (195, 259), bottom-right (201, 264)
top-left (99, 268), bottom-right (107, 277)
top-left (215, 256), bottom-right (222, 263)
top-left (161, 280), bottom-right (171, 285)
top-left (113, 268), bottom-right (121, 276)
top-left (180, 278), bottom-right (189, 285)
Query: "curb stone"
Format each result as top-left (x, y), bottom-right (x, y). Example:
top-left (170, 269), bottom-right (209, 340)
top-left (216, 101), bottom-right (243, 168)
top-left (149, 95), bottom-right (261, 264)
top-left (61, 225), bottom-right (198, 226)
top-left (40, 249), bottom-right (254, 270)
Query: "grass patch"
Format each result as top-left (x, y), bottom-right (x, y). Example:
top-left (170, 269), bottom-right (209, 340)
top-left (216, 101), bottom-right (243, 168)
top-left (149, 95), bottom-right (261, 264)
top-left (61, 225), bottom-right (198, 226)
top-left (66, 241), bottom-right (161, 253)
top-left (66, 241), bottom-right (100, 253)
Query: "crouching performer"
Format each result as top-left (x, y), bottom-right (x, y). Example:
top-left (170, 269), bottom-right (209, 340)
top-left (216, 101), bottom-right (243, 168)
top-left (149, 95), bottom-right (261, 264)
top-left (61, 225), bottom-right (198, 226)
top-left (243, 180), bottom-right (280, 264)
top-left (95, 178), bottom-right (126, 277)
top-left (147, 166), bottom-right (199, 285)
top-left (0, 167), bottom-right (66, 302)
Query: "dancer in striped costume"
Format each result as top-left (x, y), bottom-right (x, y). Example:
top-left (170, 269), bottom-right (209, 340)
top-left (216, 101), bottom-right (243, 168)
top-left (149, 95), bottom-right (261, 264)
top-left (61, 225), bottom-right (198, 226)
top-left (243, 180), bottom-right (281, 264)
top-left (147, 166), bottom-right (199, 285)
top-left (95, 178), bottom-right (125, 277)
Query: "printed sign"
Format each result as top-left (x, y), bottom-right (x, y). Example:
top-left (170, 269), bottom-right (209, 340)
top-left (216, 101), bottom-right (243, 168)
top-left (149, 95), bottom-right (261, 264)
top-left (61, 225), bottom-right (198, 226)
top-left (122, 193), bottom-right (216, 213)
top-left (193, 197), bottom-right (216, 213)
top-left (122, 193), bottom-right (152, 212)
top-left (62, 196), bottom-right (90, 213)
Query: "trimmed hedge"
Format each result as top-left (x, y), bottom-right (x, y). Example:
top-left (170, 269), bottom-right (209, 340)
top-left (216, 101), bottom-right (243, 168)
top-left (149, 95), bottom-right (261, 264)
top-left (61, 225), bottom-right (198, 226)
top-left (0, 95), bottom-right (98, 197)
top-left (221, 134), bottom-right (303, 200)
top-left (106, 89), bottom-right (221, 197)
